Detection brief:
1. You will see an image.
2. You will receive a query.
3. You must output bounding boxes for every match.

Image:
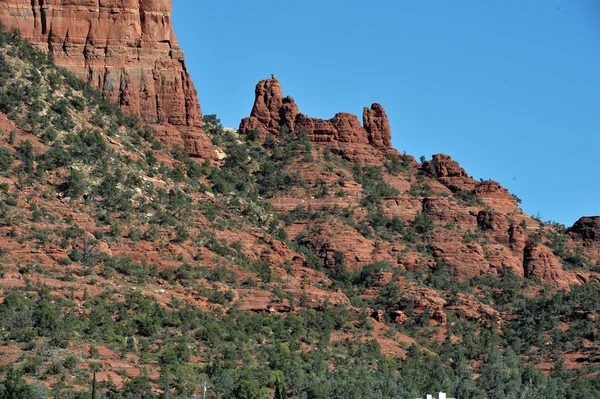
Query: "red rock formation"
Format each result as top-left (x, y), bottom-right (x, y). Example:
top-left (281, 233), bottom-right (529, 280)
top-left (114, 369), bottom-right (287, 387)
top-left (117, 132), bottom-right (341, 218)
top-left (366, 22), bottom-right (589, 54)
top-left (370, 309), bottom-right (385, 322)
top-left (239, 77), bottom-right (297, 136)
top-left (509, 224), bottom-right (526, 251)
top-left (432, 240), bottom-right (491, 280)
top-left (363, 103), bottom-right (391, 148)
top-left (474, 180), bottom-right (518, 211)
top-left (444, 293), bottom-right (498, 328)
top-left (0, 0), bottom-right (213, 158)
top-left (295, 112), bottom-right (370, 144)
top-left (239, 76), bottom-right (393, 162)
top-left (523, 243), bottom-right (579, 288)
top-left (423, 197), bottom-right (478, 228)
top-left (239, 77), bottom-right (293, 138)
top-left (477, 210), bottom-right (508, 232)
top-left (568, 216), bottom-right (600, 261)
top-left (569, 217), bottom-right (600, 242)
top-left (431, 154), bottom-right (468, 178)
top-left (426, 154), bottom-right (478, 192)
top-left (297, 220), bottom-right (397, 271)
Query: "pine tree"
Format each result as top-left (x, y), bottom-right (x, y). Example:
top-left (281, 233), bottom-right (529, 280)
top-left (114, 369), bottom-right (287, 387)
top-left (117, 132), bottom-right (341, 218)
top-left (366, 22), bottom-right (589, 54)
top-left (91, 371), bottom-right (97, 399)
top-left (274, 378), bottom-right (288, 399)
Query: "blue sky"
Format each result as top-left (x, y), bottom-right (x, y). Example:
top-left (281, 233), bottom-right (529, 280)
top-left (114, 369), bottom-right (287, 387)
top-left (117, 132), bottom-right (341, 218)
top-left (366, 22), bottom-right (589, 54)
top-left (172, 0), bottom-right (599, 227)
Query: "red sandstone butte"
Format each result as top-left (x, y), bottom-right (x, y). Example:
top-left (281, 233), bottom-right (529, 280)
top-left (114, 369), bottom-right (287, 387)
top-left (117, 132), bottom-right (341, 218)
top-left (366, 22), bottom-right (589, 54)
top-left (239, 76), bottom-right (394, 163)
top-left (0, 0), bottom-right (214, 159)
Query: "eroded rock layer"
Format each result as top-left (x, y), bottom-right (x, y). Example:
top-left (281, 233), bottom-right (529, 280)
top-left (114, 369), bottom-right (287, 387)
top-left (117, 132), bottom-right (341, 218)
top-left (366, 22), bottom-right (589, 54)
top-left (0, 0), bottom-right (213, 158)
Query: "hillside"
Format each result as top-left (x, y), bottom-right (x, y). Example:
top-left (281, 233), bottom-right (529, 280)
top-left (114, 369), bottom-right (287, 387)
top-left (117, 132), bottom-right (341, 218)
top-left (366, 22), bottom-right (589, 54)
top-left (0, 18), bottom-right (599, 399)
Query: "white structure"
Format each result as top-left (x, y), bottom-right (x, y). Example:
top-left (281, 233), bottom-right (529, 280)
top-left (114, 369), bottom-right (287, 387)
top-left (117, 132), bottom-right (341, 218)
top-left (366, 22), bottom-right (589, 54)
top-left (420, 393), bottom-right (450, 399)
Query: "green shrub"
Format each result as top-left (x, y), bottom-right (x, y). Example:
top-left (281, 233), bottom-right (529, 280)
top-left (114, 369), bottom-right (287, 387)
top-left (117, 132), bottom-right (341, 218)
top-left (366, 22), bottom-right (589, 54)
top-left (454, 189), bottom-right (484, 206)
top-left (0, 147), bottom-right (14, 170)
top-left (408, 182), bottom-right (434, 197)
top-left (0, 368), bottom-right (39, 398)
top-left (413, 211), bottom-right (435, 237)
top-left (353, 164), bottom-right (399, 205)
top-left (16, 140), bottom-right (34, 174)
top-left (63, 169), bottom-right (86, 199)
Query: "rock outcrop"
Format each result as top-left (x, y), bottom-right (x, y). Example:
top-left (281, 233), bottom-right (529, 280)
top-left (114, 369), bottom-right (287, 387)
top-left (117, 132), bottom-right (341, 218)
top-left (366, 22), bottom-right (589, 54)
top-left (508, 224), bottom-right (526, 252)
top-left (239, 76), bottom-right (394, 163)
top-left (362, 103), bottom-right (392, 148)
top-left (477, 210), bottom-right (508, 232)
top-left (0, 0), bottom-right (213, 158)
top-left (474, 180), bottom-right (518, 211)
top-left (523, 243), bottom-right (579, 288)
top-left (428, 154), bottom-right (478, 192)
top-left (422, 197), bottom-right (478, 228)
top-left (569, 217), bottom-right (600, 242)
top-left (568, 216), bottom-right (600, 260)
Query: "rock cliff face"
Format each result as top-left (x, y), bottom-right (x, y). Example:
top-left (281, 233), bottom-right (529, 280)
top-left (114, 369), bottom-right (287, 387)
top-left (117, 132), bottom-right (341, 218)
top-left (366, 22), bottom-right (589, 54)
top-left (239, 76), bottom-right (394, 163)
top-left (569, 217), bottom-right (600, 242)
top-left (569, 217), bottom-right (600, 260)
top-left (0, 0), bottom-right (213, 158)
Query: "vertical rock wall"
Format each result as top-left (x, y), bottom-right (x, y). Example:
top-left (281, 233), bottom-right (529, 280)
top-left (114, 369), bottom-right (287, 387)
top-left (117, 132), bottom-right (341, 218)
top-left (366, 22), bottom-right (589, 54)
top-left (0, 0), bottom-right (213, 158)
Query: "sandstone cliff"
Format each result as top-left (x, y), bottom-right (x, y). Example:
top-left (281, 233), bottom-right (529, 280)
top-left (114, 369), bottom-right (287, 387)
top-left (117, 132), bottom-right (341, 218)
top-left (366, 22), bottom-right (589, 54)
top-left (0, 0), bottom-right (214, 158)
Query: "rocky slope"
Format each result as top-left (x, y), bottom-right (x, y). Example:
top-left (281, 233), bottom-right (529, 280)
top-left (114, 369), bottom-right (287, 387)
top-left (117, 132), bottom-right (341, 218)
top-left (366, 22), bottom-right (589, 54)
top-left (239, 76), bottom-right (599, 288)
top-left (0, 0), bottom-right (214, 159)
top-left (0, 9), bottom-right (600, 398)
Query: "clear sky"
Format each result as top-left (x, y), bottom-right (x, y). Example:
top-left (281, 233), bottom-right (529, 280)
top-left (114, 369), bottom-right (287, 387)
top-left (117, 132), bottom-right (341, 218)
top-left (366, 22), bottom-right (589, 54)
top-left (172, 0), bottom-right (599, 227)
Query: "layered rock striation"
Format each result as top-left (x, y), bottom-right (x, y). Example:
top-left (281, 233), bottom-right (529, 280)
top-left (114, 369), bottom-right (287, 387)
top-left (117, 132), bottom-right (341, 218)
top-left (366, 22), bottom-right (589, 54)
top-left (239, 76), bottom-right (394, 163)
top-left (0, 0), bottom-right (213, 158)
